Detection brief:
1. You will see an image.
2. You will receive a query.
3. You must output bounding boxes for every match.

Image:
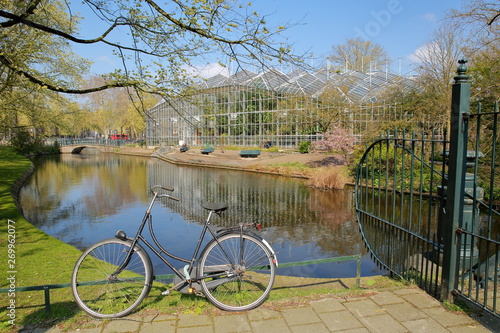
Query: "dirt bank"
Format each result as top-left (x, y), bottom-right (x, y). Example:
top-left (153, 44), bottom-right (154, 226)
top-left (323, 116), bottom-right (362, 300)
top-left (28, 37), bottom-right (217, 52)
top-left (116, 146), bottom-right (344, 172)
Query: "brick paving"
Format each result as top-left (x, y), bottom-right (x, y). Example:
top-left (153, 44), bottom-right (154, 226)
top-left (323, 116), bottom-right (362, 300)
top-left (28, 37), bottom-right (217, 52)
top-left (26, 288), bottom-right (493, 333)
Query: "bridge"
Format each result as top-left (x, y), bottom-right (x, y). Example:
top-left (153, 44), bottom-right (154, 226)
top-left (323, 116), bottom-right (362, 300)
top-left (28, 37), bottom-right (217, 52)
top-left (47, 138), bottom-right (136, 154)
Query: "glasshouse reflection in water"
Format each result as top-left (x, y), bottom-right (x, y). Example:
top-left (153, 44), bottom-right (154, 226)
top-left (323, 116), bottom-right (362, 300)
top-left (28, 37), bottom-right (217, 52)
top-left (20, 154), bottom-right (384, 278)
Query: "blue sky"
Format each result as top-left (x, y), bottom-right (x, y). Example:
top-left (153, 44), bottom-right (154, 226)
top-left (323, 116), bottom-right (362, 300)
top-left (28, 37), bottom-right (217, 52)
top-left (74, 0), bottom-right (464, 76)
top-left (251, 0), bottom-right (462, 73)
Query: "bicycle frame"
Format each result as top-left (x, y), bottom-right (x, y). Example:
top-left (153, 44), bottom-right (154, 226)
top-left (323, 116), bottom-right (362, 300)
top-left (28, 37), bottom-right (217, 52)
top-left (72, 184), bottom-right (278, 317)
top-left (111, 186), bottom-right (262, 291)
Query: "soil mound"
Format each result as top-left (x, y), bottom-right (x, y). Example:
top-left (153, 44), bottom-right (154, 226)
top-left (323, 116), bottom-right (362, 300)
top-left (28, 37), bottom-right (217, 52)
top-left (306, 156), bottom-right (344, 167)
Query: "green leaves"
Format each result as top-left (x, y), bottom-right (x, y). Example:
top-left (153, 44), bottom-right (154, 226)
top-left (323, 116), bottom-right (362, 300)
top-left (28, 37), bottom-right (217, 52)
top-left (0, 0), bottom-right (299, 140)
top-left (1, 0), bottom-right (296, 96)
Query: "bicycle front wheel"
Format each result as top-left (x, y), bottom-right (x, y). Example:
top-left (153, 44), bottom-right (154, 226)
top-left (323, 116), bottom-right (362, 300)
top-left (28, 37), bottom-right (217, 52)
top-left (71, 239), bottom-right (153, 318)
top-left (199, 233), bottom-right (275, 311)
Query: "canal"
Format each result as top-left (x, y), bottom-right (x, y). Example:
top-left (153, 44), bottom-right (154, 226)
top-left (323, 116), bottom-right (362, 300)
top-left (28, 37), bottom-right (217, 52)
top-left (20, 153), bottom-right (385, 279)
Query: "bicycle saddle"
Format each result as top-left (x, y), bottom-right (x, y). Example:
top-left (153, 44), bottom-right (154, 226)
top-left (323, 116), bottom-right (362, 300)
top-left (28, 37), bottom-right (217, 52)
top-left (202, 202), bottom-right (228, 213)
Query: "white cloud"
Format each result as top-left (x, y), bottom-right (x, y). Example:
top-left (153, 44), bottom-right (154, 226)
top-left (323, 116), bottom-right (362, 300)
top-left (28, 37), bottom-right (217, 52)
top-left (407, 42), bottom-right (436, 63)
top-left (183, 63), bottom-right (230, 79)
top-left (94, 55), bottom-right (115, 65)
top-left (405, 13), bottom-right (439, 63)
top-left (422, 13), bottom-right (437, 22)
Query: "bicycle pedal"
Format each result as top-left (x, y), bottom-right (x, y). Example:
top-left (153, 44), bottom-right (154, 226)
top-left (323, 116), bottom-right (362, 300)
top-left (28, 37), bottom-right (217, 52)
top-left (161, 290), bottom-right (171, 296)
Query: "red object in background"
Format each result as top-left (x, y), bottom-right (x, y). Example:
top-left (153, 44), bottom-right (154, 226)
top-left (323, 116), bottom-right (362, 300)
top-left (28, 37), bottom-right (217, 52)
top-left (109, 134), bottom-right (129, 140)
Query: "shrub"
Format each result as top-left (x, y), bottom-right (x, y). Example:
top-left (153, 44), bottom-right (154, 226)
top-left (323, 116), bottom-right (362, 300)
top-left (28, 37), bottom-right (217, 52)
top-left (9, 128), bottom-right (39, 155)
top-left (312, 126), bottom-right (356, 161)
top-left (9, 128), bottom-right (60, 155)
top-left (308, 166), bottom-right (348, 190)
top-left (298, 141), bottom-right (311, 154)
top-left (45, 140), bottom-right (61, 153)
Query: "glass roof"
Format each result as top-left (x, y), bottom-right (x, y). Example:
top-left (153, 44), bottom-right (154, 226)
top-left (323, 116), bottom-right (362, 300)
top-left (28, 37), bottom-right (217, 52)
top-left (195, 67), bottom-right (415, 104)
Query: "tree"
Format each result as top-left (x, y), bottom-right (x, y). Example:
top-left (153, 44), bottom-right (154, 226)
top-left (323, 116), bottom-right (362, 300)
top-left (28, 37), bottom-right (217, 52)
top-left (468, 44), bottom-right (500, 103)
top-left (312, 126), bottom-right (356, 162)
top-left (448, 1), bottom-right (499, 44)
top-left (79, 76), bottom-right (156, 138)
top-left (403, 26), bottom-right (467, 130)
top-left (446, 1), bottom-right (499, 103)
top-left (328, 37), bottom-right (390, 72)
top-left (0, 0), bottom-right (295, 96)
top-left (402, 3), bottom-right (499, 132)
top-left (0, 0), bottom-right (91, 136)
top-left (446, 2), bottom-right (500, 160)
top-left (0, 1), bottom-right (91, 88)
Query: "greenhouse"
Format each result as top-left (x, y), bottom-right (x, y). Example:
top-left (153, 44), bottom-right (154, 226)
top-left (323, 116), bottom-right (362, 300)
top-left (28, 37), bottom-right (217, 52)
top-left (145, 66), bottom-right (414, 148)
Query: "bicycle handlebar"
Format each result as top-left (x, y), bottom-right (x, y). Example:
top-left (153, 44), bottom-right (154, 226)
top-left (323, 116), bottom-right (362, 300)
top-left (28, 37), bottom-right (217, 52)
top-left (151, 185), bottom-right (174, 192)
top-left (151, 185), bottom-right (180, 201)
top-left (158, 194), bottom-right (180, 201)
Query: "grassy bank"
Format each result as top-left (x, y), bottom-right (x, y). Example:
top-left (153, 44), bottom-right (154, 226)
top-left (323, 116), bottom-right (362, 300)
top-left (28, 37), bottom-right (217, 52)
top-left (0, 147), bottom-right (400, 332)
top-left (0, 147), bottom-right (84, 331)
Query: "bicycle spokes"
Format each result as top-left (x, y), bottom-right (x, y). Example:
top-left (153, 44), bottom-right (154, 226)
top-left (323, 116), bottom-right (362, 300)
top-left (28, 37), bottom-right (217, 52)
top-left (199, 233), bottom-right (275, 311)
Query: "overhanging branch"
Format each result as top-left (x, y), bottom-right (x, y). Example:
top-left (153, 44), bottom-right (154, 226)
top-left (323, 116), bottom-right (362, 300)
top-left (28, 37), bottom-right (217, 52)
top-left (0, 9), bottom-right (120, 44)
top-left (0, 54), bottom-right (139, 94)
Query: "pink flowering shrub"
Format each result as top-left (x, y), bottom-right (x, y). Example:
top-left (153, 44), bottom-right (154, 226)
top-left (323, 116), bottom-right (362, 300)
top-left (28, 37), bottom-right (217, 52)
top-left (312, 126), bottom-right (356, 161)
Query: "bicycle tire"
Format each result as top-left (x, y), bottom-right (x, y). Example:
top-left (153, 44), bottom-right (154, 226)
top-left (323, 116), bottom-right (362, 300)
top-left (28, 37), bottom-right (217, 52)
top-left (71, 239), bottom-right (153, 318)
top-left (199, 233), bottom-right (275, 311)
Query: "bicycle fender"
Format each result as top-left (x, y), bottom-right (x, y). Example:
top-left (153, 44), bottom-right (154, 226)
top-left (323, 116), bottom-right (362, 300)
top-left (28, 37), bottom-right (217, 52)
top-left (214, 230), bottom-right (279, 267)
top-left (260, 238), bottom-right (279, 267)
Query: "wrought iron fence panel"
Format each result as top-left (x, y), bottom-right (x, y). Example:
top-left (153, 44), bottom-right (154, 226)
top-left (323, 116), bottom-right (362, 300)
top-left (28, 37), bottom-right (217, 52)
top-left (355, 131), bottom-right (448, 297)
top-left (455, 101), bottom-right (500, 319)
top-left (355, 60), bottom-right (499, 323)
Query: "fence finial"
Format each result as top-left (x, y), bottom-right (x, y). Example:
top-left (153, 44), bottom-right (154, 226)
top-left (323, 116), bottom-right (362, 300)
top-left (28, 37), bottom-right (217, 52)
top-left (454, 58), bottom-right (469, 83)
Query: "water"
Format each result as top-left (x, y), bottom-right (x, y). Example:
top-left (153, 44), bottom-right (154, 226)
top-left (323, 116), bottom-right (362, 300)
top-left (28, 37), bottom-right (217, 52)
top-left (20, 154), bottom-right (385, 279)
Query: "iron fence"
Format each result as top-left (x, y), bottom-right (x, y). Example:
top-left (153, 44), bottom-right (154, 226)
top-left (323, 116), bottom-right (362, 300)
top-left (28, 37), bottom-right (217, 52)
top-left (455, 101), bottom-right (500, 319)
top-left (355, 130), bottom-right (447, 297)
top-left (45, 138), bottom-right (135, 147)
top-left (355, 60), bottom-right (499, 322)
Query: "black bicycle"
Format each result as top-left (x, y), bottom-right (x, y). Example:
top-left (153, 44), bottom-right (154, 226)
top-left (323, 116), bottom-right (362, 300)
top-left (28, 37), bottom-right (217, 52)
top-left (71, 185), bottom-right (278, 318)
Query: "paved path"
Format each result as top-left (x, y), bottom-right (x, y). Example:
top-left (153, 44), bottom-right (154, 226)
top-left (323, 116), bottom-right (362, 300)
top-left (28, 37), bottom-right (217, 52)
top-left (26, 287), bottom-right (492, 333)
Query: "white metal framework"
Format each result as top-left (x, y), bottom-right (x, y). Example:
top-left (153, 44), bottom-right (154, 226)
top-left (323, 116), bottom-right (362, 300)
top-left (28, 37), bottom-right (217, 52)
top-left (146, 67), bottom-right (414, 148)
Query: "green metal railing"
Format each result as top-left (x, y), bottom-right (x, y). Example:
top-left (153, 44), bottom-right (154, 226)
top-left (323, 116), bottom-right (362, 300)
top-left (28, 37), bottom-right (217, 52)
top-left (45, 138), bottom-right (135, 147)
top-left (355, 130), bottom-right (446, 295)
top-left (454, 100), bottom-right (500, 321)
top-left (0, 255), bottom-right (361, 313)
top-left (355, 59), bottom-right (499, 322)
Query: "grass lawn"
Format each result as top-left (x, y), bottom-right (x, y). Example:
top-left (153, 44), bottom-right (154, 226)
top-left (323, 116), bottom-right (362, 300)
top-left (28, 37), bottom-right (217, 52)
top-left (0, 146), bottom-right (401, 332)
top-left (0, 147), bottom-right (86, 331)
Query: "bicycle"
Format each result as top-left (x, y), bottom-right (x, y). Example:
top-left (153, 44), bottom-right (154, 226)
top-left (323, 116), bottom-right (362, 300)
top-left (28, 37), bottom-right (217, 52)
top-left (71, 185), bottom-right (278, 318)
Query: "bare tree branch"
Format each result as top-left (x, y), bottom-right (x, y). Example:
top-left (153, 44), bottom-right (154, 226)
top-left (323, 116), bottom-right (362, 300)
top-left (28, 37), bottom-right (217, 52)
top-left (0, 54), bottom-right (139, 94)
top-left (0, 0), bottom-right (297, 96)
top-left (487, 12), bottom-right (500, 25)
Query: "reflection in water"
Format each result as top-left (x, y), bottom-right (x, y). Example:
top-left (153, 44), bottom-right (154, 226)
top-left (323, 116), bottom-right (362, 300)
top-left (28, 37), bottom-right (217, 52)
top-left (20, 154), bottom-right (384, 278)
top-left (20, 154), bottom-right (151, 249)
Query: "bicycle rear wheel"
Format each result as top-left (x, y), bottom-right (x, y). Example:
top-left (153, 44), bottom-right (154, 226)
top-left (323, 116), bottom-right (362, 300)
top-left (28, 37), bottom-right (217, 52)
top-left (199, 233), bottom-right (275, 311)
top-left (71, 239), bottom-right (153, 318)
